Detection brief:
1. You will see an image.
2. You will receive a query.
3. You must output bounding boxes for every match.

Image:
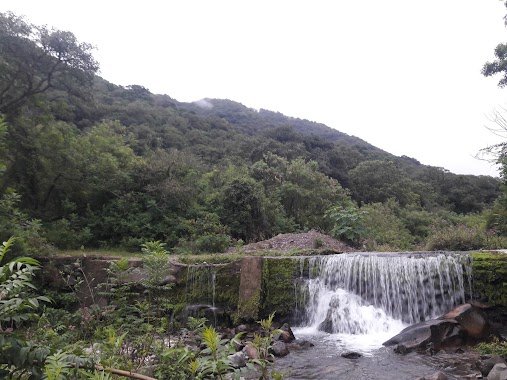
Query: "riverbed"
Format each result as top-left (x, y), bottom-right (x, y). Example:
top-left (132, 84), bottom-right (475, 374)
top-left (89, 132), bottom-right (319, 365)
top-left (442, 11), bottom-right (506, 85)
top-left (276, 328), bottom-right (481, 380)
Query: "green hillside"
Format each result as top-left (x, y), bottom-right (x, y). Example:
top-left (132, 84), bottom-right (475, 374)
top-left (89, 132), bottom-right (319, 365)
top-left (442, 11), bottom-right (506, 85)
top-left (0, 11), bottom-right (504, 254)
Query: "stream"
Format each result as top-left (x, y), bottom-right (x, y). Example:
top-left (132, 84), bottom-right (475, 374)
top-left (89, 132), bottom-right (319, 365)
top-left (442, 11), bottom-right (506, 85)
top-left (276, 327), bottom-right (480, 379)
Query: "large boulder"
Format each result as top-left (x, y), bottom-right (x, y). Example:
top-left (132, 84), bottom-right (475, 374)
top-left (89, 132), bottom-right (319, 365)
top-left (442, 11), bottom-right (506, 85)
top-left (440, 303), bottom-right (491, 340)
top-left (383, 319), bottom-right (461, 351)
top-left (384, 303), bottom-right (495, 353)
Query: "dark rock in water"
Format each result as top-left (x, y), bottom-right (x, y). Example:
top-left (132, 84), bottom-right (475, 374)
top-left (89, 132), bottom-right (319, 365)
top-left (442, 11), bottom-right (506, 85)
top-left (341, 351), bottom-right (362, 359)
top-left (440, 303), bottom-right (491, 340)
top-left (288, 339), bottom-right (314, 350)
top-left (183, 304), bottom-right (230, 326)
top-left (384, 303), bottom-right (497, 354)
top-left (383, 319), bottom-right (461, 352)
top-left (318, 315), bottom-right (334, 334)
top-left (415, 371), bottom-right (448, 380)
top-left (487, 363), bottom-right (507, 380)
top-left (278, 323), bottom-right (296, 343)
top-left (317, 295), bottom-right (347, 334)
top-left (271, 341), bottom-right (289, 357)
top-left (480, 356), bottom-right (507, 378)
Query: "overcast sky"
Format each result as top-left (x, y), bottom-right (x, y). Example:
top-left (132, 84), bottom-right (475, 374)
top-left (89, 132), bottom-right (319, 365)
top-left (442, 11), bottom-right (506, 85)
top-left (2, 1), bottom-right (507, 176)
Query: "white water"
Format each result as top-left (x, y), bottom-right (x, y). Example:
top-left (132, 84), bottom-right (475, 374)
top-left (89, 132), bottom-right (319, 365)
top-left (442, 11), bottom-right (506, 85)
top-left (296, 253), bottom-right (472, 351)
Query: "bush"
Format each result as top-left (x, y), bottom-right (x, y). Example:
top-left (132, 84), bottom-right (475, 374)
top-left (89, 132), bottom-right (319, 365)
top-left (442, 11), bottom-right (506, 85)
top-left (176, 212), bottom-right (232, 254)
top-left (44, 217), bottom-right (93, 249)
top-left (424, 224), bottom-right (504, 251)
top-left (477, 339), bottom-right (507, 358)
top-left (361, 202), bottom-right (414, 251)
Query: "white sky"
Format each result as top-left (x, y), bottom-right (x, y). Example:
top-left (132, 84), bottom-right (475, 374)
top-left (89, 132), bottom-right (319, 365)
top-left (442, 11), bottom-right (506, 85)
top-left (2, 1), bottom-right (507, 176)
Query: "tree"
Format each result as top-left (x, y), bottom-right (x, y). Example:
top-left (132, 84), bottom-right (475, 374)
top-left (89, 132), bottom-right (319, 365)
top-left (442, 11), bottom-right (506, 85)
top-left (482, 2), bottom-right (507, 86)
top-left (0, 11), bottom-right (98, 115)
top-left (348, 160), bottom-right (421, 207)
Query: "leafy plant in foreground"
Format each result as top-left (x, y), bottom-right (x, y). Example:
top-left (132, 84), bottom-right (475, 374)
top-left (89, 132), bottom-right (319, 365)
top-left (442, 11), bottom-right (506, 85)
top-left (247, 312), bottom-right (285, 380)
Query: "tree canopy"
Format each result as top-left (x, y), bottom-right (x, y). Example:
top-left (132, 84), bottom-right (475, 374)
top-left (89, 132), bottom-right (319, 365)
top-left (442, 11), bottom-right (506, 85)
top-left (0, 11), bottom-right (98, 115)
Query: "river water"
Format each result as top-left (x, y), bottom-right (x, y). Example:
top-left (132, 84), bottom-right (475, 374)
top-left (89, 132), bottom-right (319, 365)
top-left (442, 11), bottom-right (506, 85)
top-left (276, 327), bottom-right (482, 380)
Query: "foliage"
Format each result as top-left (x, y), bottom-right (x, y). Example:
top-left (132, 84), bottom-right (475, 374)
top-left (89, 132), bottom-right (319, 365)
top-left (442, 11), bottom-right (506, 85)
top-left (246, 312), bottom-right (284, 380)
top-left (0, 11), bottom-right (98, 113)
top-left (348, 160), bottom-right (424, 207)
top-left (476, 338), bottom-right (507, 358)
top-left (177, 213), bottom-right (232, 254)
top-left (198, 325), bottom-right (237, 379)
top-left (361, 202), bottom-right (414, 251)
top-left (325, 205), bottom-right (367, 246)
top-left (424, 224), bottom-right (507, 251)
top-left (0, 237), bottom-right (50, 326)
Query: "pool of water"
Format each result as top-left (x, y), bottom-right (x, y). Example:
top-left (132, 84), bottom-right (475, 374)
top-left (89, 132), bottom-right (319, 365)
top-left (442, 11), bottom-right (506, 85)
top-left (275, 328), bottom-right (481, 380)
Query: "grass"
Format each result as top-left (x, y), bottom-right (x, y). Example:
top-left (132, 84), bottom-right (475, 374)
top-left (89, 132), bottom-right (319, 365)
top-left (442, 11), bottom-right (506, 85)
top-left (52, 247), bottom-right (342, 264)
top-left (55, 248), bottom-right (139, 258)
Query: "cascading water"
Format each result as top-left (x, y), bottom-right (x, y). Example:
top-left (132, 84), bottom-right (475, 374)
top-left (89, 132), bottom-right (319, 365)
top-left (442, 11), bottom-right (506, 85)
top-left (279, 253), bottom-right (474, 379)
top-left (295, 253), bottom-right (472, 348)
top-left (184, 265), bottom-right (218, 324)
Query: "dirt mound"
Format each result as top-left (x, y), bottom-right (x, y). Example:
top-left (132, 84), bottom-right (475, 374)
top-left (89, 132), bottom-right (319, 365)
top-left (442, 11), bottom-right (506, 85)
top-left (236, 230), bottom-right (354, 253)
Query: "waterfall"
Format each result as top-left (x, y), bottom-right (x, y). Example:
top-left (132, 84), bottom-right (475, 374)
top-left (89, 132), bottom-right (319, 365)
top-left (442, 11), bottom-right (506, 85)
top-left (297, 253), bottom-right (472, 336)
top-left (185, 264), bottom-right (217, 306)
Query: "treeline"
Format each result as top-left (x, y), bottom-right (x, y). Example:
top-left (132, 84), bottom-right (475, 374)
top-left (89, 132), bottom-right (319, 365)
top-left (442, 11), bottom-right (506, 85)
top-left (0, 11), bottom-right (505, 254)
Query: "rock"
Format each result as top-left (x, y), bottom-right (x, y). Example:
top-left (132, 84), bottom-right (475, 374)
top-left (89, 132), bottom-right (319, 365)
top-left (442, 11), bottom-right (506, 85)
top-left (278, 323), bottom-right (296, 343)
top-left (228, 352), bottom-right (247, 368)
top-left (244, 344), bottom-right (259, 359)
top-left (288, 339), bottom-right (314, 350)
top-left (415, 371), bottom-right (448, 380)
top-left (341, 351), bottom-right (362, 359)
top-left (236, 324), bottom-right (248, 333)
top-left (383, 303), bottom-right (497, 354)
top-left (440, 304), bottom-right (491, 340)
top-left (271, 341), bottom-right (289, 357)
top-left (394, 344), bottom-right (409, 355)
top-left (481, 355), bottom-right (507, 377)
top-left (488, 363), bottom-right (507, 380)
top-left (383, 319), bottom-right (460, 352)
top-left (318, 295), bottom-right (341, 333)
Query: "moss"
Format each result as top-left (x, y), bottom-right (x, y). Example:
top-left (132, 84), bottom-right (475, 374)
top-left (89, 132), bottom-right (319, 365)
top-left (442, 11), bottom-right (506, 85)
top-left (168, 263), bottom-right (241, 310)
top-left (472, 251), bottom-right (507, 307)
top-left (236, 287), bottom-right (261, 323)
top-left (214, 262), bottom-right (241, 311)
top-left (260, 257), bottom-right (302, 319)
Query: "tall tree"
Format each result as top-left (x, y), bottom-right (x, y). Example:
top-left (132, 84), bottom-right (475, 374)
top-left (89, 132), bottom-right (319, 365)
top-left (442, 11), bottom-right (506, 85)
top-left (482, 2), bottom-right (507, 86)
top-left (0, 11), bottom-right (98, 115)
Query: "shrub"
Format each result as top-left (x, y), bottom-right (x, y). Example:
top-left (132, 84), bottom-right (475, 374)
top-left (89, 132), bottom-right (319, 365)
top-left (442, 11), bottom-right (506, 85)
top-left (425, 224), bottom-right (488, 251)
top-left (477, 338), bottom-right (507, 358)
top-left (361, 202), bottom-right (414, 251)
top-left (44, 218), bottom-right (93, 249)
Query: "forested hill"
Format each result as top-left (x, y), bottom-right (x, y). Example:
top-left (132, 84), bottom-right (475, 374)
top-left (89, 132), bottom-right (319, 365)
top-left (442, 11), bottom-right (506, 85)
top-left (0, 11), bottom-right (504, 254)
top-left (182, 98), bottom-right (379, 147)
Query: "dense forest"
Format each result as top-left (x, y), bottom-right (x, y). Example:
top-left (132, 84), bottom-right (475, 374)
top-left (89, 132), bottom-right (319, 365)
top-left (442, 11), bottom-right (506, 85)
top-left (0, 10), bottom-right (506, 258)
